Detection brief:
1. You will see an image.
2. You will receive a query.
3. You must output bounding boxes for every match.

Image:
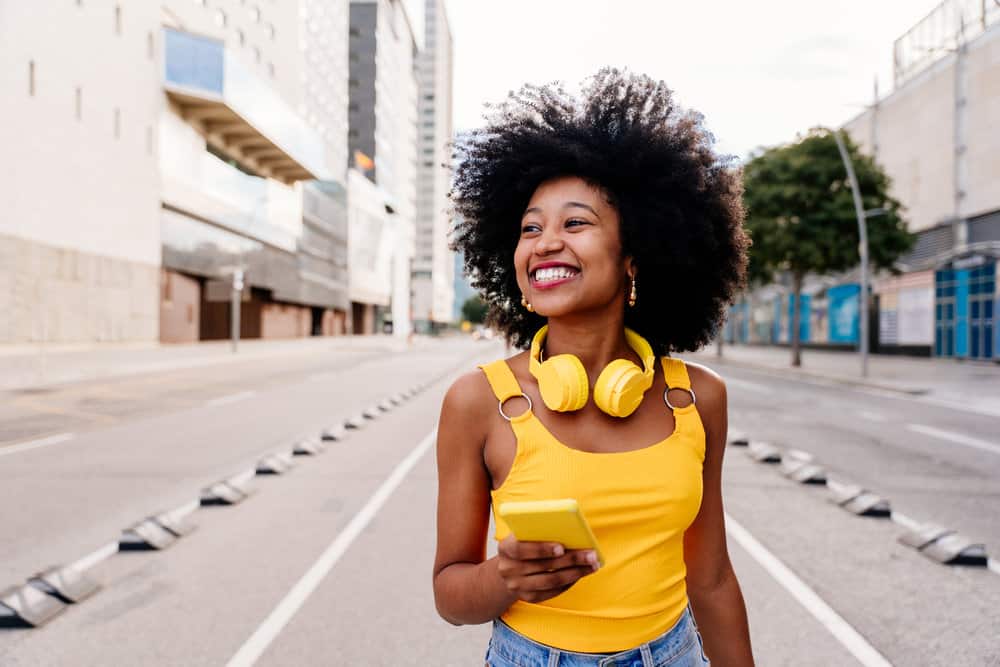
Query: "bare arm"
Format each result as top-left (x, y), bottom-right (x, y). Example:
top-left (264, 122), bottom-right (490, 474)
top-left (431, 371), bottom-right (600, 625)
top-left (685, 365), bottom-right (755, 666)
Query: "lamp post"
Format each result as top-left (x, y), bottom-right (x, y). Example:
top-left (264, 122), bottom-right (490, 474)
top-left (833, 130), bottom-right (870, 378)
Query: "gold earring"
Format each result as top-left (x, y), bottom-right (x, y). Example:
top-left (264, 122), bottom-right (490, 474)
top-left (628, 277), bottom-right (637, 307)
top-left (521, 295), bottom-right (534, 312)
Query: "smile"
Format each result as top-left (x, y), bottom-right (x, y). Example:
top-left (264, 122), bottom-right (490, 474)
top-left (530, 265), bottom-right (580, 288)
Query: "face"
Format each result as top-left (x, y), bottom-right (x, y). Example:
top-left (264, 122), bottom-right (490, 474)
top-left (514, 175), bottom-right (632, 318)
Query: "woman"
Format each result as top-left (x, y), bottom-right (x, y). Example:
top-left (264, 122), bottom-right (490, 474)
top-left (433, 69), bottom-right (754, 666)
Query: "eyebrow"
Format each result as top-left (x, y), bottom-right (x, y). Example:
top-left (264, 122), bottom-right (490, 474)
top-left (522, 201), bottom-right (601, 219)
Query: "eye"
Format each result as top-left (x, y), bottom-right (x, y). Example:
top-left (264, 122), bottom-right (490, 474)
top-left (565, 218), bottom-right (591, 228)
top-left (521, 222), bottom-right (541, 234)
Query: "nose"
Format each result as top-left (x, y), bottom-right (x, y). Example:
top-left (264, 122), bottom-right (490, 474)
top-left (534, 225), bottom-right (564, 254)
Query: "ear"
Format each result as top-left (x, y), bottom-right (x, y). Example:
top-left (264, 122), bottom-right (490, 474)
top-left (625, 256), bottom-right (637, 281)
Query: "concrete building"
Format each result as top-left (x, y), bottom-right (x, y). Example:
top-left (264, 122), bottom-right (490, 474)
top-left (412, 0), bottom-right (455, 333)
top-left (348, 0), bottom-right (419, 337)
top-left (1, 1), bottom-right (163, 344)
top-left (729, 1), bottom-right (999, 361)
top-left (843, 0), bottom-right (999, 360)
top-left (0, 1), bottom-right (351, 345)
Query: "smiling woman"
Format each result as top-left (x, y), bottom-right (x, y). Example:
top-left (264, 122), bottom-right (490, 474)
top-left (434, 69), bottom-right (755, 666)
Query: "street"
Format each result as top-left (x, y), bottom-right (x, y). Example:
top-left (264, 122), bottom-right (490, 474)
top-left (1, 338), bottom-right (998, 665)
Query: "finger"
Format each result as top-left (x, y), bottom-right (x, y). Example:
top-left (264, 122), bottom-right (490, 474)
top-left (517, 550), bottom-right (600, 576)
top-left (519, 565), bottom-right (597, 593)
top-left (502, 538), bottom-right (566, 561)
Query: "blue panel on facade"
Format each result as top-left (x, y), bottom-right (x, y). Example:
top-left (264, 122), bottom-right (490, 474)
top-left (164, 28), bottom-right (224, 94)
top-left (954, 269), bottom-right (969, 357)
top-left (786, 294), bottom-right (811, 342)
top-left (741, 301), bottom-right (750, 343)
top-left (774, 298), bottom-right (782, 342)
top-left (828, 284), bottom-right (859, 344)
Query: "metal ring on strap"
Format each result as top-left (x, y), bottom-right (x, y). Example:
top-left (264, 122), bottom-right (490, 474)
top-left (498, 393), bottom-right (533, 421)
top-left (663, 386), bottom-right (697, 411)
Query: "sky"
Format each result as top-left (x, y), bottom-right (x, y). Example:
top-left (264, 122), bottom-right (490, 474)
top-left (406, 0), bottom-right (945, 161)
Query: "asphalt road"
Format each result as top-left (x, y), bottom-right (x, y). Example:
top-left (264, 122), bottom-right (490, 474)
top-left (1, 338), bottom-right (998, 665)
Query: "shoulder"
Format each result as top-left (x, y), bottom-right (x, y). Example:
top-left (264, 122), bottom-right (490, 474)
top-left (683, 361), bottom-right (727, 419)
top-left (441, 367), bottom-right (495, 419)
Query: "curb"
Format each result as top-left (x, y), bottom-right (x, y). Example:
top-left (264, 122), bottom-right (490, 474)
top-left (698, 355), bottom-right (930, 396)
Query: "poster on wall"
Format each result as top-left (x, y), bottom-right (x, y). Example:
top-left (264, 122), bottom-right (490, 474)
top-left (828, 284), bottom-right (860, 344)
top-left (897, 286), bottom-right (934, 345)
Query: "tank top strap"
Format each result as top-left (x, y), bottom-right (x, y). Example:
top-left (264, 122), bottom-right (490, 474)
top-left (660, 356), bottom-right (691, 390)
top-left (478, 359), bottom-right (524, 403)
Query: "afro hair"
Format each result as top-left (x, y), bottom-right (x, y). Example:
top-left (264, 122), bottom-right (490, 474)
top-left (449, 68), bottom-right (749, 355)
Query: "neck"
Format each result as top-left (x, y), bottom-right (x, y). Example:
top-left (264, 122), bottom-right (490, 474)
top-left (542, 312), bottom-right (639, 379)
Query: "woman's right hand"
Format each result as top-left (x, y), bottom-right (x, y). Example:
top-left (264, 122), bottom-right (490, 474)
top-left (496, 534), bottom-right (601, 604)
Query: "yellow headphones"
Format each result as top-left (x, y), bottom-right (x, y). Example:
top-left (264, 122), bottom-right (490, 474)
top-left (529, 325), bottom-right (655, 418)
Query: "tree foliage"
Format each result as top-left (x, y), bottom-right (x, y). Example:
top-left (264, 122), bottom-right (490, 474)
top-left (743, 128), bottom-right (913, 285)
top-left (461, 295), bottom-right (488, 324)
top-left (742, 128), bottom-right (914, 366)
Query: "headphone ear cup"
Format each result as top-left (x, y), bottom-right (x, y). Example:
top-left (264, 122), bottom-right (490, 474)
top-left (594, 359), bottom-right (646, 418)
top-left (537, 354), bottom-right (589, 412)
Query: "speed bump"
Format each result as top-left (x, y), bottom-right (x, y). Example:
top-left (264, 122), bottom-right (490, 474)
top-left (780, 450), bottom-right (827, 485)
top-left (294, 437), bottom-right (326, 455)
top-left (200, 475), bottom-right (254, 506)
top-left (899, 523), bottom-right (988, 566)
top-left (320, 425), bottom-right (346, 441)
top-left (362, 405), bottom-right (380, 420)
top-left (727, 430), bottom-right (749, 447)
top-left (120, 518), bottom-right (176, 550)
top-left (344, 415), bottom-right (366, 430)
top-left (0, 584), bottom-right (66, 627)
top-left (378, 399), bottom-right (393, 412)
top-left (747, 441), bottom-right (782, 464)
top-left (28, 565), bottom-right (100, 604)
top-left (256, 452), bottom-right (294, 475)
top-left (827, 481), bottom-right (891, 517)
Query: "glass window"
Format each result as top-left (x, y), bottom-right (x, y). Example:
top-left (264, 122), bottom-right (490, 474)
top-left (249, 6), bottom-right (260, 22)
top-left (215, 9), bottom-right (227, 27)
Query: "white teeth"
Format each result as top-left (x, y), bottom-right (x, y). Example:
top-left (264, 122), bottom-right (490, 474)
top-left (533, 267), bottom-right (577, 283)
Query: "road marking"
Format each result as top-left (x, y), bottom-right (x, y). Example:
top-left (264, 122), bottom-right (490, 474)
top-left (0, 432), bottom-right (75, 458)
top-left (906, 424), bottom-right (1000, 456)
top-left (859, 411), bottom-right (887, 423)
top-left (725, 378), bottom-right (770, 393)
top-left (206, 391), bottom-right (257, 407)
top-left (226, 428), bottom-right (438, 667)
top-left (726, 513), bottom-right (893, 667)
top-left (70, 541), bottom-right (119, 572)
top-left (888, 510), bottom-right (922, 532)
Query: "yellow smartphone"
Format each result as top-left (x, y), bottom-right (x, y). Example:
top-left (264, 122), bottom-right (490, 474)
top-left (497, 498), bottom-right (604, 567)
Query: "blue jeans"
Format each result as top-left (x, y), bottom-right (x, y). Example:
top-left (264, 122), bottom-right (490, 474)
top-left (485, 606), bottom-right (711, 667)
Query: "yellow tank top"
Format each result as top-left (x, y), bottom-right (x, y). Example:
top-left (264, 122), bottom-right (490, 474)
top-left (480, 356), bottom-right (705, 653)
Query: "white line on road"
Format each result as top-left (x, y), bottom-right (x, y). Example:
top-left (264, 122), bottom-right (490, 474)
top-left (726, 513), bottom-right (893, 667)
top-left (906, 424), bottom-right (1000, 456)
top-left (70, 541), bottom-right (119, 572)
top-left (888, 511), bottom-right (922, 532)
top-left (226, 428), bottom-right (439, 667)
top-left (0, 432), bottom-right (75, 458)
top-left (206, 391), bottom-right (257, 407)
top-left (858, 411), bottom-right (887, 423)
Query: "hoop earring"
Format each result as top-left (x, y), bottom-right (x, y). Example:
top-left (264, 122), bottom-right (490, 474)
top-left (521, 295), bottom-right (534, 312)
top-left (628, 277), bottom-right (637, 307)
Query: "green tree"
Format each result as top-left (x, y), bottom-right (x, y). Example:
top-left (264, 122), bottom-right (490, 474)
top-left (461, 295), bottom-right (488, 324)
top-left (743, 128), bottom-right (914, 366)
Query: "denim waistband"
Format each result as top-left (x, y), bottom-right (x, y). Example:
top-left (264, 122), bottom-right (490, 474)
top-left (488, 605), bottom-right (701, 667)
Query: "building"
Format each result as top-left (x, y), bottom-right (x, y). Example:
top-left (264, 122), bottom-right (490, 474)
top-left (348, 0), bottom-right (419, 337)
top-left (412, 0), bottom-right (455, 333)
top-left (728, 1), bottom-right (999, 361)
top-left (0, 1), bottom-right (351, 345)
top-left (158, 0), bottom-right (350, 343)
top-left (843, 0), bottom-right (999, 360)
top-left (1, 1), bottom-right (163, 344)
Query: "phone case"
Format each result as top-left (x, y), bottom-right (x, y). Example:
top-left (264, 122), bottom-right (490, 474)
top-left (497, 498), bottom-right (604, 566)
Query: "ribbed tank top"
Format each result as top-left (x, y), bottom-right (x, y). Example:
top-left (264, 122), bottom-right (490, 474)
top-left (479, 356), bottom-right (705, 653)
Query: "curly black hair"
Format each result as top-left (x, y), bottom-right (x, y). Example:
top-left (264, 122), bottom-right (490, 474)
top-left (449, 68), bottom-right (749, 355)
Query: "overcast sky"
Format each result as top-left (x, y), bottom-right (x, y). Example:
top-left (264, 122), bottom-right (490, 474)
top-left (406, 0), bottom-right (944, 161)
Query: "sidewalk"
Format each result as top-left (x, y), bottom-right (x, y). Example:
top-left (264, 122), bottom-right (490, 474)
top-left (688, 343), bottom-right (1000, 414)
top-left (0, 335), bottom-right (426, 392)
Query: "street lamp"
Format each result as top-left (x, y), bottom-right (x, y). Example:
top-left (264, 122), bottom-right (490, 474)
top-left (833, 130), bottom-right (870, 378)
